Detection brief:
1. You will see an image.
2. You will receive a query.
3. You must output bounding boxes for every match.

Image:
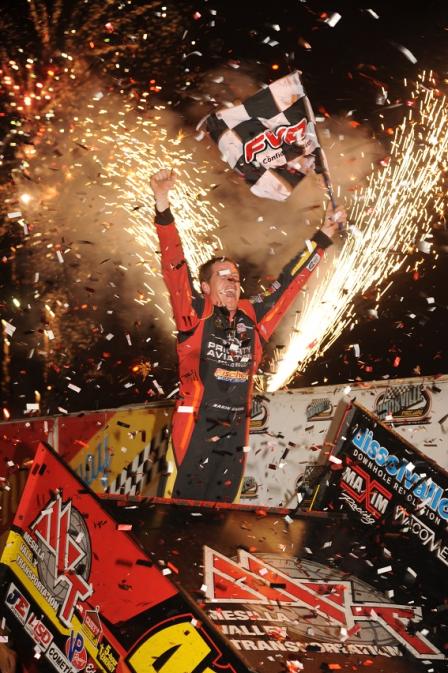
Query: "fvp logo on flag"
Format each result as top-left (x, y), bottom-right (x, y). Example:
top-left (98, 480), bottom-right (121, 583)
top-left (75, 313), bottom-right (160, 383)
top-left (204, 71), bottom-right (323, 201)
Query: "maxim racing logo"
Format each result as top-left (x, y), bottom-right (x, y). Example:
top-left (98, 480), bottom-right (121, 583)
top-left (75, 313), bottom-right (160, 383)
top-left (28, 494), bottom-right (93, 627)
top-left (203, 547), bottom-right (443, 660)
top-left (340, 462), bottom-right (392, 523)
top-left (244, 119), bottom-right (307, 164)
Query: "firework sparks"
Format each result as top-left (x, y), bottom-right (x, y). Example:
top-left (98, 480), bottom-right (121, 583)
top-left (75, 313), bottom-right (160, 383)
top-left (7, 83), bottom-right (223, 408)
top-left (67, 92), bottom-right (223, 295)
top-left (268, 74), bottom-right (448, 391)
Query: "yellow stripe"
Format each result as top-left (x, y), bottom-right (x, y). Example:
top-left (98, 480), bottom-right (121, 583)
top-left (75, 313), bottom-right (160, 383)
top-left (289, 243), bottom-right (316, 277)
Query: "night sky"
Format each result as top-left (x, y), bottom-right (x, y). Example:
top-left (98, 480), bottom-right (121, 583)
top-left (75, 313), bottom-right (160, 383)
top-left (1, 0), bottom-right (448, 419)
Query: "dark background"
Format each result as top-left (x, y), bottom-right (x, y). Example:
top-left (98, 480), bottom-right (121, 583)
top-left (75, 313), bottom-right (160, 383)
top-left (1, 0), bottom-right (448, 418)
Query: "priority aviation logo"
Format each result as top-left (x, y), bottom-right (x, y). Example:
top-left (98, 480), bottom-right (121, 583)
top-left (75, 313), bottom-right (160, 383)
top-left (28, 494), bottom-right (93, 627)
top-left (203, 547), bottom-right (443, 660)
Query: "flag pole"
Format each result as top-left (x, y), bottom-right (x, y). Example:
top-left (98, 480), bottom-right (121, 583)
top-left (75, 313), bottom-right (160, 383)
top-left (301, 84), bottom-right (337, 211)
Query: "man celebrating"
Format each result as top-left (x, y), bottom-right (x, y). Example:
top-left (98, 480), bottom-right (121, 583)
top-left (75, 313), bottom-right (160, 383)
top-left (151, 168), bottom-right (345, 502)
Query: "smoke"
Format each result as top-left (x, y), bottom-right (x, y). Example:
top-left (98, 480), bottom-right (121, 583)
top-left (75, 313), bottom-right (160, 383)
top-left (6, 66), bottom-right (385, 412)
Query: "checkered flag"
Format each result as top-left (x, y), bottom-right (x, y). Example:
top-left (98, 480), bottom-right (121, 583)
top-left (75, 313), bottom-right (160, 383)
top-left (203, 70), bottom-right (333, 202)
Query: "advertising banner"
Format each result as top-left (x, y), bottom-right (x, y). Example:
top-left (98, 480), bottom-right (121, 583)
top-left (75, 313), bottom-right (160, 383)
top-left (305, 401), bottom-right (448, 576)
top-left (243, 375), bottom-right (448, 506)
top-left (104, 497), bottom-right (447, 673)
top-left (0, 442), bottom-right (253, 673)
top-left (0, 404), bottom-right (174, 542)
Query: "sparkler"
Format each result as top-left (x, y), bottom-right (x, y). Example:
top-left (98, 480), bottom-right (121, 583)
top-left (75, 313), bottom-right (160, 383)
top-left (268, 73), bottom-right (447, 391)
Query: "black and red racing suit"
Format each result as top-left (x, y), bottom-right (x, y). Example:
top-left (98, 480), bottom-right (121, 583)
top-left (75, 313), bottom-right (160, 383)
top-left (155, 206), bottom-right (332, 502)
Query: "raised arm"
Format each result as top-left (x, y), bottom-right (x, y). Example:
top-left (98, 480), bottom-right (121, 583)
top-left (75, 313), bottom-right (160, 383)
top-left (150, 169), bottom-right (203, 333)
top-left (251, 204), bottom-right (346, 342)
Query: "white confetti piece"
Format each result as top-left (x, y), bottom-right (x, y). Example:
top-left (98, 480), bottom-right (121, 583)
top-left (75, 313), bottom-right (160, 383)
top-left (325, 12), bottom-right (341, 27)
top-left (178, 405), bottom-right (194, 413)
top-left (377, 565), bottom-right (392, 574)
top-left (3, 322), bottom-right (16, 337)
top-left (56, 250), bottom-right (64, 263)
top-left (7, 211), bottom-right (22, 219)
top-left (395, 43), bottom-right (417, 64)
top-left (105, 333), bottom-right (114, 341)
top-left (418, 239), bottom-right (432, 253)
top-left (153, 379), bottom-right (164, 394)
top-left (68, 383), bottom-right (81, 393)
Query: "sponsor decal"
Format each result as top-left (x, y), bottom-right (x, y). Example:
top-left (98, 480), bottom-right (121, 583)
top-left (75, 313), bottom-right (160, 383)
top-left (340, 462), bottom-right (392, 520)
top-left (249, 396), bottom-right (269, 433)
top-left (25, 611), bottom-right (54, 651)
top-left (306, 397), bottom-right (333, 422)
top-left (352, 428), bottom-right (448, 521)
top-left (81, 606), bottom-right (103, 646)
top-left (339, 492), bottom-right (376, 525)
top-left (46, 641), bottom-right (75, 673)
top-left (127, 614), bottom-right (238, 673)
top-left (244, 119), bottom-right (308, 163)
top-left (203, 546), bottom-right (444, 659)
top-left (76, 437), bottom-right (111, 486)
top-left (65, 631), bottom-right (87, 671)
top-left (305, 252), bottom-right (320, 272)
top-left (29, 493), bottom-right (93, 626)
top-left (5, 582), bottom-right (30, 624)
top-left (207, 337), bottom-right (252, 367)
top-left (97, 638), bottom-right (119, 673)
top-left (214, 368), bottom-right (249, 383)
top-left (240, 476), bottom-right (258, 499)
top-left (252, 280), bottom-right (282, 303)
top-left (393, 506), bottom-right (448, 567)
top-left (375, 384), bottom-right (431, 425)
